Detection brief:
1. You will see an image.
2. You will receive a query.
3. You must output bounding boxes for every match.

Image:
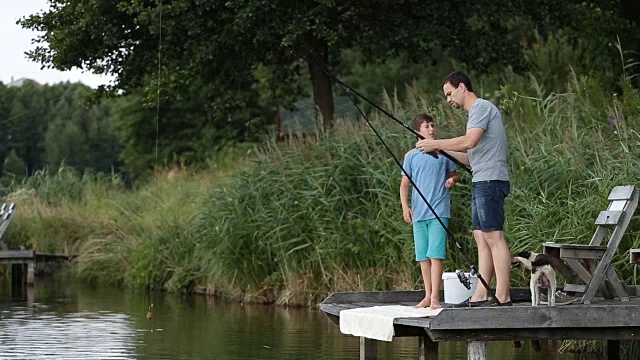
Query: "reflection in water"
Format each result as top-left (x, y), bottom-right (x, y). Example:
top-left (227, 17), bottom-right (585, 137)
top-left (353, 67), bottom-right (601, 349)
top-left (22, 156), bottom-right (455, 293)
top-left (0, 310), bottom-right (139, 359)
top-left (0, 280), bottom-right (597, 359)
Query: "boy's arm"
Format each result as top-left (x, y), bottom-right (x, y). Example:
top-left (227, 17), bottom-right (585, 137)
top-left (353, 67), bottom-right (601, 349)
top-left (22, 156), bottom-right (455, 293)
top-left (445, 171), bottom-right (460, 189)
top-left (400, 175), bottom-right (413, 224)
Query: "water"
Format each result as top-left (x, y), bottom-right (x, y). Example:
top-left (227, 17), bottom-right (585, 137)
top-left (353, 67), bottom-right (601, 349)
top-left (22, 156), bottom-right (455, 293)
top-left (0, 280), bottom-right (598, 359)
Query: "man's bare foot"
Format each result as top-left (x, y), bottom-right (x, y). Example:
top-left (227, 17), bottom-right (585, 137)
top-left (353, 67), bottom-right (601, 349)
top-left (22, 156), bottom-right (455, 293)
top-left (430, 296), bottom-right (441, 310)
top-left (414, 297), bottom-right (431, 308)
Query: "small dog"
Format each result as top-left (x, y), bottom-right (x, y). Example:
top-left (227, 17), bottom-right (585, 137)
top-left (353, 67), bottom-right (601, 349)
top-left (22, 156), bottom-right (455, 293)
top-left (511, 251), bottom-right (559, 306)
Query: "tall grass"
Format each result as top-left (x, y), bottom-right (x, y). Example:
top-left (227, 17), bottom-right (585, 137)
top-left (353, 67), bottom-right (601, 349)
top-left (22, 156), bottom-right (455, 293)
top-left (2, 73), bottom-right (639, 310)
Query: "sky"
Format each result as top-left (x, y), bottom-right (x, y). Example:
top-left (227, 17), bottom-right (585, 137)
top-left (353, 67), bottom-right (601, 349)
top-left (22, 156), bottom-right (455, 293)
top-left (0, 1), bottom-right (114, 88)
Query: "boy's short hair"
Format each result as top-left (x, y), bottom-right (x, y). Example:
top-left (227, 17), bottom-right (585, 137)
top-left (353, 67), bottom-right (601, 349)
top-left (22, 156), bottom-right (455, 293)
top-left (442, 71), bottom-right (474, 93)
top-left (411, 113), bottom-right (434, 131)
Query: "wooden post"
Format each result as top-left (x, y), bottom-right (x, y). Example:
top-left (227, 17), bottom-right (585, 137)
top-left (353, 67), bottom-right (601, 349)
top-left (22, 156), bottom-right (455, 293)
top-left (468, 341), bottom-right (487, 360)
top-left (360, 337), bottom-right (377, 360)
top-left (27, 263), bottom-right (35, 286)
top-left (419, 336), bottom-right (438, 360)
top-left (603, 340), bottom-right (620, 360)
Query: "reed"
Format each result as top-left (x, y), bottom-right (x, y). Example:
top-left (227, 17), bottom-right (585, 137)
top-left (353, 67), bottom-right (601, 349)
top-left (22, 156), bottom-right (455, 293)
top-left (3, 72), bottom-right (639, 310)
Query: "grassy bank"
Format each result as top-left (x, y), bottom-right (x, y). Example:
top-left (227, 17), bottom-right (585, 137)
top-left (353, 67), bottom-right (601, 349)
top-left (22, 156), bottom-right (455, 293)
top-left (2, 74), bottom-right (639, 309)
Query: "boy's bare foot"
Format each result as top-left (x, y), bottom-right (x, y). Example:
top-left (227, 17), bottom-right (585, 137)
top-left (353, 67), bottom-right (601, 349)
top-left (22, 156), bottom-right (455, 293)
top-left (430, 299), bottom-right (442, 310)
top-left (414, 297), bottom-right (431, 308)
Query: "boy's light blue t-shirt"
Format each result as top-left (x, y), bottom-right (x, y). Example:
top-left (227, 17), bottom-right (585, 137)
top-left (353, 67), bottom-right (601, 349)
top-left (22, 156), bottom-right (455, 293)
top-left (402, 149), bottom-right (456, 221)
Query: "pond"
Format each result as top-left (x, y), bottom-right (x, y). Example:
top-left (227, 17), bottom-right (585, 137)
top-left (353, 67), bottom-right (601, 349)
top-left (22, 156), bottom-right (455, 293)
top-left (0, 279), bottom-right (598, 359)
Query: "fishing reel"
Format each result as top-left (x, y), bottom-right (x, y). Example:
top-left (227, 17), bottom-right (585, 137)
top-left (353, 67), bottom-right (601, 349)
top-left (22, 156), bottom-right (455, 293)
top-left (455, 267), bottom-right (478, 290)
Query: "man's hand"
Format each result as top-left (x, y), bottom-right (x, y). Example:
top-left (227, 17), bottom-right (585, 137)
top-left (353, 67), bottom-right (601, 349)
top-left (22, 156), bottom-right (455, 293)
top-left (402, 207), bottom-right (413, 224)
top-left (445, 177), bottom-right (456, 189)
top-left (416, 139), bottom-right (437, 154)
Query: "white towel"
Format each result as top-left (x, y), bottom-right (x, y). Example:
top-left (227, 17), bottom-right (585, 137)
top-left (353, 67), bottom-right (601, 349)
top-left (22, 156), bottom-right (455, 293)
top-left (339, 305), bottom-right (443, 341)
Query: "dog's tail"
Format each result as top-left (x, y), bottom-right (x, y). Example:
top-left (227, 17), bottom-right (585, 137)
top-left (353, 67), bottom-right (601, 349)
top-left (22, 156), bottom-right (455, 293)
top-left (531, 254), bottom-right (563, 271)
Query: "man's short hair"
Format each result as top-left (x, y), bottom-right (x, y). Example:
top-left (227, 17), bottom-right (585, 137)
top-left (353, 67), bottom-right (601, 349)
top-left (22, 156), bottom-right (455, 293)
top-left (443, 71), bottom-right (474, 93)
top-left (411, 113), bottom-right (434, 131)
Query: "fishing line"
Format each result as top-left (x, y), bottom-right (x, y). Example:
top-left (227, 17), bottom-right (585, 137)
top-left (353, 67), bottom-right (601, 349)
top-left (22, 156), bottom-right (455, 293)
top-left (155, 0), bottom-right (163, 168)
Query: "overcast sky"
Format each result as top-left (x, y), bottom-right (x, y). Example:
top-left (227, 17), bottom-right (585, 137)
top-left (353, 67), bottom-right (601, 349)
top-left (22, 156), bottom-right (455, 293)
top-left (0, 0), bottom-right (114, 88)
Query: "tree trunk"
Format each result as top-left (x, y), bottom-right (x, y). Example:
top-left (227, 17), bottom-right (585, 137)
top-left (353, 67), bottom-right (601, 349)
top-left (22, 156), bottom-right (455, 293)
top-left (307, 40), bottom-right (335, 131)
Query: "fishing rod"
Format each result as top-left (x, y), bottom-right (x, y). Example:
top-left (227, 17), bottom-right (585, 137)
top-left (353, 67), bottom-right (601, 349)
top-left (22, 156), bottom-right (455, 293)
top-left (305, 56), bottom-right (473, 174)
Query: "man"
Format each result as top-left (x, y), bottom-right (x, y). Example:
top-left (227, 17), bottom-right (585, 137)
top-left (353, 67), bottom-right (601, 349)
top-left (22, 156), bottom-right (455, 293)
top-left (400, 114), bottom-right (459, 309)
top-left (415, 71), bottom-right (511, 306)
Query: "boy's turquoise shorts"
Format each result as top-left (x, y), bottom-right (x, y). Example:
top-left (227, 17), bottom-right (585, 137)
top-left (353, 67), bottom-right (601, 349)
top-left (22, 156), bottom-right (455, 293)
top-left (412, 218), bottom-right (448, 261)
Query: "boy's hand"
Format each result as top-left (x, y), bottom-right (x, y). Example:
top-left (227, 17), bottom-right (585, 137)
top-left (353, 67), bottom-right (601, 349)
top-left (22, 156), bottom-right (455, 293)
top-left (402, 207), bottom-right (413, 224)
top-left (445, 177), bottom-right (456, 189)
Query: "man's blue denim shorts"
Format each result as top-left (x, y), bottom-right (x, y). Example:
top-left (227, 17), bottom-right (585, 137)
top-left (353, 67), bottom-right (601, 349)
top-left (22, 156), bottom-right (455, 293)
top-left (472, 180), bottom-right (510, 232)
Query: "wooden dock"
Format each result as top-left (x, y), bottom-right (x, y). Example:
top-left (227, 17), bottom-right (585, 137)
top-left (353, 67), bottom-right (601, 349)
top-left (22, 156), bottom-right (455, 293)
top-left (0, 249), bottom-right (75, 287)
top-left (320, 287), bottom-right (640, 359)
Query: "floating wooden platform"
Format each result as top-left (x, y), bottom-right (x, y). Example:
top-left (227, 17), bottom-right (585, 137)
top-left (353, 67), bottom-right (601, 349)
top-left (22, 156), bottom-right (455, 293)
top-left (320, 287), bottom-right (640, 359)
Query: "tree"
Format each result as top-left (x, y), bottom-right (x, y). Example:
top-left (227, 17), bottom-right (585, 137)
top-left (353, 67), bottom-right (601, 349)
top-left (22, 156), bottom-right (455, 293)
top-left (20, 0), bottom-right (572, 133)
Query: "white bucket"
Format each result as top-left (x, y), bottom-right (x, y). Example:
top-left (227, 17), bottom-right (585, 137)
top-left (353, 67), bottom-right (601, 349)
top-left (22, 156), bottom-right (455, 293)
top-left (442, 272), bottom-right (478, 304)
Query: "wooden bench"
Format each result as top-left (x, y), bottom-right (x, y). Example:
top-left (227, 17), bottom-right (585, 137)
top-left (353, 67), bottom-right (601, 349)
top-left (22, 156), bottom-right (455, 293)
top-left (0, 202), bottom-right (16, 250)
top-left (544, 185), bottom-right (638, 304)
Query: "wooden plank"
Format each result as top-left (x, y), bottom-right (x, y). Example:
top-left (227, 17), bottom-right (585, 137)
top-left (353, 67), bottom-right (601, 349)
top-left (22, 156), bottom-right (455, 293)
top-left (467, 341), bottom-right (486, 360)
top-left (428, 305), bottom-right (640, 330)
top-left (604, 267), bottom-right (629, 301)
top-left (545, 243), bottom-right (607, 251)
top-left (564, 258), bottom-right (593, 285)
top-left (630, 249), bottom-right (640, 264)
top-left (563, 284), bottom-right (587, 293)
top-left (595, 211), bottom-right (622, 225)
top-left (585, 259), bottom-right (614, 299)
top-left (590, 226), bottom-right (608, 246)
top-left (322, 290), bottom-right (425, 304)
top-left (427, 327), bottom-right (640, 341)
top-left (319, 303), bottom-right (359, 316)
top-left (560, 247), bottom-right (605, 259)
top-left (360, 337), bottom-right (377, 360)
top-left (419, 336), bottom-right (439, 360)
top-left (0, 250), bottom-right (36, 259)
top-left (608, 185), bottom-right (634, 201)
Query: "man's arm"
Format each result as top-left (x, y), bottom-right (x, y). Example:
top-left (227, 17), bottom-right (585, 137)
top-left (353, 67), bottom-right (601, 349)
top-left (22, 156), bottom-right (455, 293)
top-left (441, 150), bottom-right (470, 166)
top-left (416, 128), bottom-right (484, 154)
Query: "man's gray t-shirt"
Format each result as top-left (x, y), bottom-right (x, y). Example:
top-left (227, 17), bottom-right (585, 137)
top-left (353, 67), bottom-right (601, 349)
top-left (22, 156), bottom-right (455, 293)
top-left (467, 99), bottom-right (509, 182)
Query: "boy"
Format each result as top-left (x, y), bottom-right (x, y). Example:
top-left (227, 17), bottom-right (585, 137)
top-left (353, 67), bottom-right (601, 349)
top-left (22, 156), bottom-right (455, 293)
top-left (400, 113), bottom-right (459, 309)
